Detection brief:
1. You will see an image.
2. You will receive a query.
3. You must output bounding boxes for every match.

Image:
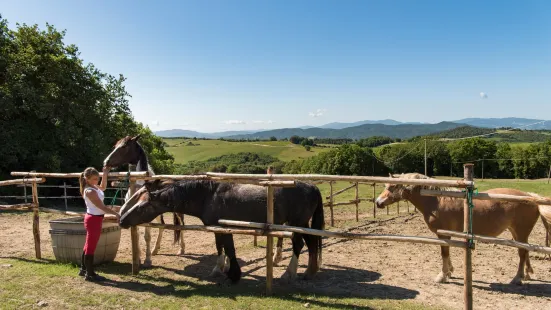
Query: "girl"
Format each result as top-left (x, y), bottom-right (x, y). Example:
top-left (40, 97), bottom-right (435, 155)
top-left (78, 166), bottom-right (120, 282)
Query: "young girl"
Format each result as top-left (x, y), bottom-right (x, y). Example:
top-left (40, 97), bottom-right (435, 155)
top-left (78, 166), bottom-right (120, 282)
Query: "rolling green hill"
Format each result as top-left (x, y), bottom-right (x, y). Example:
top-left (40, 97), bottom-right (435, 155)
top-left (226, 122), bottom-right (464, 140)
top-left (164, 139), bottom-right (330, 164)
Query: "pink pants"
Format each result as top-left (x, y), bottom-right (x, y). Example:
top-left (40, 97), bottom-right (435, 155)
top-left (83, 214), bottom-right (103, 255)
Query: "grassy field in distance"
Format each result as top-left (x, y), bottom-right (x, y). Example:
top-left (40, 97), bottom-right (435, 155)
top-left (163, 139), bottom-right (330, 164)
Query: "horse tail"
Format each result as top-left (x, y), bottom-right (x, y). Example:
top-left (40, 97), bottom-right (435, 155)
top-left (537, 205), bottom-right (551, 248)
top-left (160, 214), bottom-right (165, 225)
top-left (528, 193), bottom-right (551, 248)
top-left (311, 188), bottom-right (325, 267)
top-left (173, 213), bottom-right (183, 245)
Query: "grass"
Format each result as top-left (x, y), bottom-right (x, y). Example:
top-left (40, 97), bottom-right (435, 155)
top-left (0, 257), bottom-right (440, 310)
top-left (163, 139), bottom-right (330, 164)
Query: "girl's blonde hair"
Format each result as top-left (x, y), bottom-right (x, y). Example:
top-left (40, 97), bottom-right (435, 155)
top-left (79, 167), bottom-right (100, 195)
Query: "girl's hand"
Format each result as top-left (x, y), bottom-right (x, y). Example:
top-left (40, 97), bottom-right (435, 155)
top-left (115, 213), bottom-right (121, 224)
top-left (102, 166), bottom-right (112, 173)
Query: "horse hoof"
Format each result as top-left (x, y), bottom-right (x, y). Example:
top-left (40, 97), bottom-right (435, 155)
top-left (152, 250), bottom-right (159, 256)
top-left (209, 268), bottom-right (224, 278)
top-left (177, 249), bottom-right (185, 256)
top-left (434, 272), bottom-right (448, 283)
top-left (225, 269), bottom-right (241, 283)
top-left (523, 274), bottom-right (532, 281)
top-left (142, 260), bottom-right (152, 268)
top-left (273, 255), bottom-right (283, 267)
top-left (510, 277), bottom-right (523, 286)
top-left (281, 271), bottom-right (297, 283)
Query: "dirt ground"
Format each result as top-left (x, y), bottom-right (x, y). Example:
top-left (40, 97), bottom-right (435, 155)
top-left (1, 212), bottom-right (550, 310)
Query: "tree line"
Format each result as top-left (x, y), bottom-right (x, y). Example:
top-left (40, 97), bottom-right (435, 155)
top-left (0, 16), bottom-right (174, 186)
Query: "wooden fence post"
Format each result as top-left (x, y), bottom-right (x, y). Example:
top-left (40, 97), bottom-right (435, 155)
top-left (266, 185), bottom-right (274, 296)
top-left (24, 184), bottom-right (28, 203)
top-left (129, 165), bottom-right (141, 275)
top-left (329, 182), bottom-right (334, 227)
top-left (63, 181), bottom-right (68, 211)
top-left (32, 180), bottom-right (41, 259)
top-left (355, 182), bottom-right (359, 222)
top-left (463, 164), bottom-right (474, 310)
top-left (372, 184), bottom-right (376, 218)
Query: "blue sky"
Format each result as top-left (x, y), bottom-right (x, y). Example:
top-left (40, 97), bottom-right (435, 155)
top-left (2, 0), bottom-right (550, 132)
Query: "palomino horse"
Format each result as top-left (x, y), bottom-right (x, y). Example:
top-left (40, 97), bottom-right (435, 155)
top-left (375, 173), bottom-right (551, 285)
top-left (103, 135), bottom-right (186, 267)
top-left (119, 179), bottom-right (324, 283)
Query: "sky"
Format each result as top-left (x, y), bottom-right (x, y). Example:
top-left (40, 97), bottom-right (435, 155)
top-left (2, 0), bottom-right (550, 132)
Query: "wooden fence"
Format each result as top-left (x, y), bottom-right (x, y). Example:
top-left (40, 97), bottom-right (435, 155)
top-left (5, 168), bottom-right (551, 310)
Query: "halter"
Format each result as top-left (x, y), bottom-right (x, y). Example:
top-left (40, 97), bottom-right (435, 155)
top-left (110, 170), bottom-right (131, 207)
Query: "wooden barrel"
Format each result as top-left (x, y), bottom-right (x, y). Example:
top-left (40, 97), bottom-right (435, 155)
top-left (49, 217), bottom-right (121, 265)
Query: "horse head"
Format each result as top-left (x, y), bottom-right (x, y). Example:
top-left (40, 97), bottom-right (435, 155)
top-left (104, 135), bottom-right (143, 168)
top-left (375, 173), bottom-right (408, 208)
top-left (119, 180), bottom-right (174, 228)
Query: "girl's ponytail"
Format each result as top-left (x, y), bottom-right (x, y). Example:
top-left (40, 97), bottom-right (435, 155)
top-left (79, 172), bottom-right (86, 196)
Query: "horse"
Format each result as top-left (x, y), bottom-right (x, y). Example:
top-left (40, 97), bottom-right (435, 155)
top-left (103, 135), bottom-right (186, 267)
top-left (375, 173), bottom-right (551, 285)
top-left (119, 179), bottom-right (324, 283)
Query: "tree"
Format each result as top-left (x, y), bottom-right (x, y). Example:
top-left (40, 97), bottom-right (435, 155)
top-left (289, 135), bottom-right (301, 144)
top-left (448, 138), bottom-right (498, 178)
top-left (269, 136), bottom-right (277, 141)
top-left (0, 16), bottom-right (174, 178)
top-left (304, 145), bottom-right (311, 151)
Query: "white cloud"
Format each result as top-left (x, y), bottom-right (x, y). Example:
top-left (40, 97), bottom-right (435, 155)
top-left (480, 92), bottom-right (488, 99)
top-left (309, 109), bottom-right (327, 118)
top-left (253, 120), bottom-right (275, 124)
top-left (224, 120), bottom-right (246, 125)
top-left (150, 120), bottom-right (160, 127)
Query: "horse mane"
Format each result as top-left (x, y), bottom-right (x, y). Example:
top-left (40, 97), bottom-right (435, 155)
top-left (393, 173), bottom-right (461, 193)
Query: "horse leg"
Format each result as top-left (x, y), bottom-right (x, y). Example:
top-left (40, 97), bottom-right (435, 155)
top-left (302, 233), bottom-right (320, 280)
top-left (525, 255), bottom-right (534, 280)
top-left (509, 229), bottom-right (529, 285)
top-left (221, 234), bottom-right (241, 283)
top-left (177, 214), bottom-right (185, 255)
top-left (273, 237), bottom-right (283, 266)
top-left (281, 233), bottom-right (304, 282)
top-left (152, 216), bottom-right (163, 256)
top-left (210, 233), bottom-right (226, 277)
top-left (434, 236), bottom-right (452, 283)
top-left (143, 226), bottom-right (153, 268)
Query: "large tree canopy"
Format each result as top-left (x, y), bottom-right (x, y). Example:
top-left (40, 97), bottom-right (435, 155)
top-left (0, 16), bottom-right (174, 177)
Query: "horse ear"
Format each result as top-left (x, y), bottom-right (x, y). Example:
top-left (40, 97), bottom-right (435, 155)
top-left (131, 134), bottom-right (142, 141)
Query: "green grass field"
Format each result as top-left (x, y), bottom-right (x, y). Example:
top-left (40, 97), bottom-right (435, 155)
top-left (0, 257), bottom-right (439, 310)
top-left (164, 139), bottom-right (330, 164)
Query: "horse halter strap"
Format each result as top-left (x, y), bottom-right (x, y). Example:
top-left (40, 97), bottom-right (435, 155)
top-left (110, 170), bottom-right (131, 207)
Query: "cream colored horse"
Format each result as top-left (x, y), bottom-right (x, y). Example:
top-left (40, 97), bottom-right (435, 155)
top-left (376, 173), bottom-right (551, 285)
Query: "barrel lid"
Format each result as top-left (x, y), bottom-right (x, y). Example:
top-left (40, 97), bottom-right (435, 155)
top-left (48, 217), bottom-right (85, 224)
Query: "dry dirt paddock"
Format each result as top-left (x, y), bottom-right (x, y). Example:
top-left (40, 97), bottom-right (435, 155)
top-left (1, 211), bottom-right (550, 310)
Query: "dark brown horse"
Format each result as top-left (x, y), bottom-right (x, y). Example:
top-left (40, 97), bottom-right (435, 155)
top-left (119, 179), bottom-right (324, 283)
top-left (375, 173), bottom-right (551, 285)
top-left (103, 135), bottom-right (186, 267)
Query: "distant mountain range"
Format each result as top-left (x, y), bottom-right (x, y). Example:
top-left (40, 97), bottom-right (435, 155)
top-left (154, 129), bottom-right (260, 139)
top-left (155, 117), bottom-right (550, 139)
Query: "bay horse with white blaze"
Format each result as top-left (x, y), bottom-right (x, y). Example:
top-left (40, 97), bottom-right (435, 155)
top-left (119, 179), bottom-right (324, 283)
top-left (103, 135), bottom-right (186, 267)
top-left (375, 173), bottom-right (551, 285)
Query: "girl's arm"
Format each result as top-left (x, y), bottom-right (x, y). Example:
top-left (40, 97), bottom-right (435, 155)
top-left (99, 166), bottom-right (111, 192)
top-left (85, 189), bottom-right (120, 217)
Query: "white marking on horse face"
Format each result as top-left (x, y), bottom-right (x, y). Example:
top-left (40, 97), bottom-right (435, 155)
top-left (103, 144), bottom-right (123, 167)
top-left (375, 197), bottom-right (387, 206)
top-left (120, 187), bottom-right (147, 215)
